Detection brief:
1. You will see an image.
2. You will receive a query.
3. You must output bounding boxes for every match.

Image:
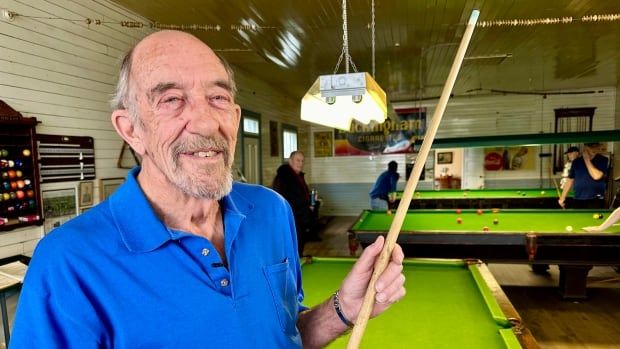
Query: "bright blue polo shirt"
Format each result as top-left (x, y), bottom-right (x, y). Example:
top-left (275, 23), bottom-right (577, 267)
top-left (12, 167), bottom-right (305, 348)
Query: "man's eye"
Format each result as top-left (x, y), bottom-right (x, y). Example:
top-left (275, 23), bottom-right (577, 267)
top-left (211, 95), bottom-right (231, 103)
top-left (163, 96), bottom-right (182, 103)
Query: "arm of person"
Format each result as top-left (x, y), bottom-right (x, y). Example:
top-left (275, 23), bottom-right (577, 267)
top-left (583, 207), bottom-right (620, 232)
top-left (558, 178), bottom-right (573, 208)
top-left (297, 236), bottom-right (405, 348)
top-left (582, 151), bottom-right (605, 181)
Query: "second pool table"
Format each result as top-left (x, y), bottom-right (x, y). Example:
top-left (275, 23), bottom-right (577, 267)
top-left (349, 209), bottom-right (620, 299)
top-left (395, 188), bottom-right (572, 209)
top-left (301, 257), bottom-right (538, 349)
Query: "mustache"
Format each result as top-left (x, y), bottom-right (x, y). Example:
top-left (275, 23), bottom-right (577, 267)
top-left (172, 136), bottom-right (230, 166)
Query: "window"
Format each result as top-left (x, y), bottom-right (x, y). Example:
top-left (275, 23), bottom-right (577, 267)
top-left (282, 125), bottom-right (298, 159)
top-left (243, 117), bottom-right (259, 135)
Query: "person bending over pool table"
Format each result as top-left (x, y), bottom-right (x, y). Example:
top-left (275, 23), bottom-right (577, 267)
top-left (10, 31), bottom-right (406, 349)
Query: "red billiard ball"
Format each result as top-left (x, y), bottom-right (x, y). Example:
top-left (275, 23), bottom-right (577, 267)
top-left (483, 226), bottom-right (489, 232)
top-left (493, 219), bottom-right (499, 225)
top-left (456, 217), bottom-right (463, 224)
top-left (16, 190), bottom-right (25, 199)
top-left (455, 209), bottom-right (462, 214)
top-left (476, 209), bottom-right (483, 215)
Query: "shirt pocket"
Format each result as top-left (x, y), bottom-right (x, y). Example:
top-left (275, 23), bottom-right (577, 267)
top-left (263, 258), bottom-right (298, 335)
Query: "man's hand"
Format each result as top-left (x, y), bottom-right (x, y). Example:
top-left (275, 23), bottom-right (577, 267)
top-left (558, 198), bottom-right (565, 209)
top-left (337, 236), bottom-right (406, 322)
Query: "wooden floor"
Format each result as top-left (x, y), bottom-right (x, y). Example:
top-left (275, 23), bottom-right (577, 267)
top-left (305, 216), bottom-right (620, 349)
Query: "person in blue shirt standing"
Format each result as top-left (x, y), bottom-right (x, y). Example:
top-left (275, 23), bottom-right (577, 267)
top-left (11, 31), bottom-right (406, 348)
top-left (559, 142), bottom-right (609, 209)
top-left (369, 161), bottom-right (400, 210)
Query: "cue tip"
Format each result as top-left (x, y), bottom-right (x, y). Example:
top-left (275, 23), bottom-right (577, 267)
top-left (469, 10), bottom-right (480, 24)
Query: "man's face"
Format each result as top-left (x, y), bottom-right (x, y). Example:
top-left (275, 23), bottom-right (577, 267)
top-left (130, 33), bottom-right (241, 199)
top-left (289, 153), bottom-right (305, 174)
top-left (567, 151), bottom-right (579, 161)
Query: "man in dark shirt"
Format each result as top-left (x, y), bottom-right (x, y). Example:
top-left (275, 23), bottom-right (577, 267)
top-left (273, 150), bottom-right (314, 256)
top-left (559, 142), bottom-right (609, 209)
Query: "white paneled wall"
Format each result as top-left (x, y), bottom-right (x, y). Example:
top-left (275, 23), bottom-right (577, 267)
top-left (0, 0), bottom-right (153, 258)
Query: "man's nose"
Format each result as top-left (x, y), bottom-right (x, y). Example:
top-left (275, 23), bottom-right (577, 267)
top-left (184, 97), bottom-right (219, 134)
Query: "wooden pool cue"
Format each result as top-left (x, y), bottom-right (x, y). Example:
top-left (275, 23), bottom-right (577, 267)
top-left (346, 9), bottom-right (480, 349)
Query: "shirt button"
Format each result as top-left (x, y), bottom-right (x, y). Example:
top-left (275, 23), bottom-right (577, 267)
top-left (220, 278), bottom-right (229, 287)
top-left (201, 248), bottom-right (210, 256)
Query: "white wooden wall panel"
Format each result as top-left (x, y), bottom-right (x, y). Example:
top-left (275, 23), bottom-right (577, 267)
top-left (0, 0), bottom-right (152, 258)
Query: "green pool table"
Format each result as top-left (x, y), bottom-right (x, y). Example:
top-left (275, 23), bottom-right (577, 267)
top-left (349, 209), bottom-right (620, 299)
top-left (301, 257), bottom-right (538, 349)
top-left (395, 188), bottom-right (573, 209)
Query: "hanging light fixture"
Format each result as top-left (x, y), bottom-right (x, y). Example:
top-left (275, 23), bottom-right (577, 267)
top-left (301, 0), bottom-right (387, 131)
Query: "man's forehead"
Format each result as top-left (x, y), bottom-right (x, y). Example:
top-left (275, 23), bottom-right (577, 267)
top-left (131, 34), bottom-right (226, 85)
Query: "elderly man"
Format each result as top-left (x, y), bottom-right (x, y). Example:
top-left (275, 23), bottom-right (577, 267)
top-left (11, 31), bottom-right (405, 348)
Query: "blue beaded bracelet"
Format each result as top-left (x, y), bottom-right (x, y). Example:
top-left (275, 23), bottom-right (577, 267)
top-left (333, 290), bottom-right (354, 327)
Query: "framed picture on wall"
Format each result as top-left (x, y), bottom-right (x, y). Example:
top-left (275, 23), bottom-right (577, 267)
top-left (437, 152), bottom-right (453, 164)
top-left (42, 188), bottom-right (78, 234)
top-left (78, 181), bottom-right (94, 207)
top-left (313, 131), bottom-right (333, 157)
top-left (269, 120), bottom-right (279, 157)
top-left (99, 178), bottom-right (125, 201)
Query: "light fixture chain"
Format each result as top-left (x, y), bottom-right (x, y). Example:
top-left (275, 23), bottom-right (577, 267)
top-left (342, 0), bottom-right (350, 73)
top-left (372, 0), bottom-right (376, 78)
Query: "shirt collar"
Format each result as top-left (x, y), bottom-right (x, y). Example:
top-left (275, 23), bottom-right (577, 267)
top-left (109, 167), bottom-right (253, 253)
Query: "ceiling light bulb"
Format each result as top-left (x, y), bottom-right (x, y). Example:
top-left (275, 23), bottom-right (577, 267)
top-left (325, 96), bottom-right (336, 105)
top-left (352, 95), bottom-right (363, 103)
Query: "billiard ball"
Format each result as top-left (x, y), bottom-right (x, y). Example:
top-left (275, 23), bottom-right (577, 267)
top-left (15, 170), bottom-right (22, 178)
top-left (476, 209), bottom-right (483, 215)
top-left (491, 208), bottom-right (500, 213)
top-left (565, 225), bottom-right (573, 232)
top-left (540, 191), bottom-right (545, 195)
top-left (15, 190), bottom-right (24, 199)
top-left (1, 172), bottom-right (7, 179)
top-left (10, 181), bottom-right (17, 190)
top-left (26, 190), bottom-right (34, 198)
top-left (463, 192), bottom-right (468, 197)
top-left (598, 214), bottom-right (604, 220)
top-left (24, 179), bottom-right (31, 187)
top-left (2, 193), bottom-right (9, 201)
top-left (14, 160), bottom-right (23, 167)
top-left (456, 217), bottom-right (462, 224)
top-left (16, 180), bottom-right (24, 188)
top-left (593, 213), bottom-right (600, 219)
top-left (386, 209), bottom-right (392, 215)
top-left (483, 226), bottom-right (489, 232)
top-left (22, 149), bottom-right (31, 157)
top-left (2, 182), bottom-right (8, 190)
top-left (7, 170), bottom-right (16, 179)
top-left (455, 209), bottom-right (462, 214)
top-left (0, 149), bottom-right (7, 157)
top-left (7, 160), bottom-right (14, 168)
top-left (493, 219), bottom-right (499, 225)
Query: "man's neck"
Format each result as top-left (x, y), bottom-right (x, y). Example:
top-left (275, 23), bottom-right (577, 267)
top-left (137, 163), bottom-right (227, 261)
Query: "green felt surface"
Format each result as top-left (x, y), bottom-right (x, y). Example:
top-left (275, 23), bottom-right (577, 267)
top-left (395, 188), bottom-right (571, 200)
top-left (351, 209), bottom-right (620, 234)
top-left (301, 258), bottom-right (520, 349)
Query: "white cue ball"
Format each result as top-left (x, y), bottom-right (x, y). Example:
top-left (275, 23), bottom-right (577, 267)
top-left (565, 225), bottom-right (573, 232)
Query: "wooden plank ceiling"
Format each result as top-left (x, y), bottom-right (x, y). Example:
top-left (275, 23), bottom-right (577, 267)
top-left (112, 0), bottom-right (620, 103)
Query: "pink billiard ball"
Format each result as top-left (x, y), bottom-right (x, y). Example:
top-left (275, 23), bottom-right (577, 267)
top-left (455, 209), bottom-right (462, 215)
top-left (16, 190), bottom-right (25, 199)
top-left (476, 209), bottom-right (483, 215)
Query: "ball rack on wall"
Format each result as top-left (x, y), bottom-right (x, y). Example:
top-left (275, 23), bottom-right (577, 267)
top-left (0, 100), bottom-right (43, 231)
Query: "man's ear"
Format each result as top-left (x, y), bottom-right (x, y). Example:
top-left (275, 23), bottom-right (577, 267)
top-left (111, 109), bottom-right (146, 155)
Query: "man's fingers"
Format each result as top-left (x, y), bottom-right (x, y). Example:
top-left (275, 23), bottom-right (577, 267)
top-left (350, 235), bottom-right (384, 275)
